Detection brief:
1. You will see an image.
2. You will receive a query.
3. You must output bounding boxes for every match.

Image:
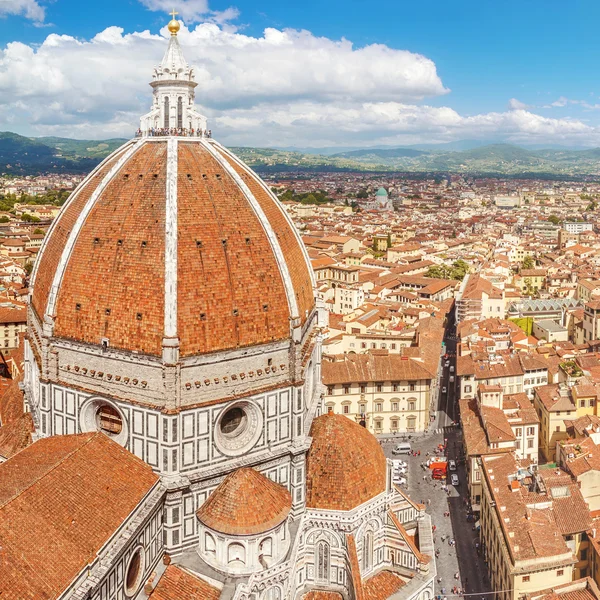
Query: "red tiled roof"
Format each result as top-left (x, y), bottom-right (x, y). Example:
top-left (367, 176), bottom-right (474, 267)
top-left (322, 353), bottom-right (435, 386)
top-left (151, 565), bottom-right (221, 600)
top-left (33, 140), bottom-right (314, 357)
top-left (0, 412), bottom-right (33, 459)
top-left (364, 570), bottom-right (406, 600)
top-left (347, 534), bottom-right (365, 600)
top-left (306, 412), bottom-right (386, 511)
top-left (196, 467), bottom-right (292, 535)
top-left (0, 433), bottom-right (159, 600)
top-left (303, 592), bottom-right (344, 600)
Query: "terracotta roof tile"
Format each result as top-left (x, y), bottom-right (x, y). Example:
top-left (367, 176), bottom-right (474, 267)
top-left (347, 534), bottom-right (365, 600)
top-left (322, 353), bottom-right (434, 386)
top-left (196, 467), bottom-right (291, 535)
top-left (0, 433), bottom-right (159, 600)
top-left (151, 565), bottom-right (220, 600)
top-left (303, 592), bottom-right (344, 600)
top-left (33, 139), bottom-right (314, 358)
top-left (364, 570), bottom-right (406, 600)
top-left (306, 412), bottom-right (386, 511)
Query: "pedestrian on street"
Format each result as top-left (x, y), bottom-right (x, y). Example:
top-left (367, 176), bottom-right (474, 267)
top-left (427, 498), bottom-right (431, 506)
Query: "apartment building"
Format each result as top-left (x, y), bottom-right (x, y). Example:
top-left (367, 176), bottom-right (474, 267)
top-left (457, 353), bottom-right (524, 401)
top-left (460, 386), bottom-right (539, 510)
top-left (480, 453), bottom-right (590, 600)
top-left (322, 352), bottom-right (435, 434)
top-left (333, 285), bottom-right (365, 314)
top-left (455, 273), bottom-right (506, 323)
top-left (534, 382), bottom-right (599, 462)
top-left (583, 301), bottom-right (600, 343)
top-left (0, 305), bottom-right (26, 354)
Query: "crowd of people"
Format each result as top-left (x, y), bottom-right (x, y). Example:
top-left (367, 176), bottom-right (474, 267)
top-left (135, 128), bottom-right (211, 138)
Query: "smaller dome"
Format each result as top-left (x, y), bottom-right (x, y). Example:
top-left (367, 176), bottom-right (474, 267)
top-left (197, 467), bottom-right (292, 535)
top-left (306, 412), bottom-right (386, 511)
top-left (375, 187), bottom-right (388, 196)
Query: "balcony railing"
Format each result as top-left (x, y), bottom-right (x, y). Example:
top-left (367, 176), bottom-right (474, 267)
top-left (135, 128), bottom-right (212, 138)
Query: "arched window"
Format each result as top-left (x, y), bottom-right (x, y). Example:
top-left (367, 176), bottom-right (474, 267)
top-left (164, 97), bottom-right (170, 129)
top-left (228, 543), bottom-right (245, 565)
top-left (177, 96), bottom-right (183, 128)
top-left (316, 541), bottom-right (330, 582)
top-left (205, 532), bottom-right (216, 556)
top-left (362, 531), bottom-right (373, 572)
top-left (262, 588), bottom-right (281, 600)
top-left (259, 537), bottom-right (272, 558)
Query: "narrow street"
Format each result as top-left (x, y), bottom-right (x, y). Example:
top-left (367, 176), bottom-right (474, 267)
top-left (382, 315), bottom-right (490, 598)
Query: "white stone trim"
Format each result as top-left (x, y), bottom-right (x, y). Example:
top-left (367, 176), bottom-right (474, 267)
top-left (197, 139), bottom-right (300, 320)
top-left (164, 137), bottom-right (178, 340)
top-left (30, 140), bottom-right (136, 292)
top-left (45, 141), bottom-right (143, 323)
top-left (209, 140), bottom-right (317, 291)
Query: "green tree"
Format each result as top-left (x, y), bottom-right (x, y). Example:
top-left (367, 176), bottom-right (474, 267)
top-left (547, 215), bottom-right (561, 225)
top-left (450, 259), bottom-right (470, 281)
top-left (21, 213), bottom-right (41, 223)
top-left (33, 228), bottom-right (45, 235)
top-left (522, 255), bottom-right (535, 269)
top-left (24, 262), bottom-right (33, 276)
top-left (356, 189), bottom-right (368, 199)
top-left (426, 265), bottom-right (451, 279)
top-left (386, 233), bottom-right (392, 249)
top-left (0, 216), bottom-right (9, 223)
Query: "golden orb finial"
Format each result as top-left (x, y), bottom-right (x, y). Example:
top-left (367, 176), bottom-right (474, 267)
top-left (168, 9), bottom-right (180, 35)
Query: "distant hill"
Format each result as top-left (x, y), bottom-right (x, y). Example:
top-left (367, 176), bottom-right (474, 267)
top-left (0, 132), bottom-right (128, 175)
top-left (2, 133), bottom-right (600, 178)
top-left (37, 136), bottom-right (128, 160)
top-left (331, 148), bottom-right (427, 159)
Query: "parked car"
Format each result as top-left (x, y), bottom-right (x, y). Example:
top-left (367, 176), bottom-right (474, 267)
top-left (449, 375), bottom-right (455, 383)
top-left (395, 466), bottom-right (407, 475)
top-left (448, 460), bottom-right (457, 471)
top-left (394, 460), bottom-right (408, 468)
top-left (392, 442), bottom-right (411, 455)
top-left (445, 360), bottom-right (450, 367)
top-left (450, 366), bottom-right (455, 373)
top-left (451, 474), bottom-right (459, 486)
top-left (393, 477), bottom-right (407, 486)
top-left (442, 387), bottom-right (447, 394)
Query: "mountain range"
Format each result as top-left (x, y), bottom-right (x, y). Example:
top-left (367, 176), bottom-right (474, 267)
top-left (2, 131), bottom-right (600, 178)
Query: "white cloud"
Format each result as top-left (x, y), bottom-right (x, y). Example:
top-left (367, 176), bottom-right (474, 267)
top-left (137, 0), bottom-right (239, 26)
top-left (550, 96), bottom-right (569, 107)
top-left (1, 22), bottom-right (599, 147)
top-left (0, 0), bottom-right (45, 23)
top-left (214, 103), bottom-right (598, 147)
top-left (508, 98), bottom-right (529, 110)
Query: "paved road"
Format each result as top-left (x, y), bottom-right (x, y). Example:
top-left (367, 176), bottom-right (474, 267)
top-left (383, 429), bottom-right (490, 597)
top-left (381, 314), bottom-right (491, 597)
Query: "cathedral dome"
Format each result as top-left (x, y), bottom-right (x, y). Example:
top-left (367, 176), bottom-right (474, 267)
top-left (305, 412), bottom-right (387, 511)
top-left (30, 138), bottom-right (314, 358)
top-left (196, 467), bottom-right (292, 535)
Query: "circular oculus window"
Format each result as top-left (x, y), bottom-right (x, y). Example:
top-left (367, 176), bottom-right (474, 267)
top-left (214, 402), bottom-right (262, 456)
top-left (125, 546), bottom-right (145, 597)
top-left (79, 398), bottom-right (128, 446)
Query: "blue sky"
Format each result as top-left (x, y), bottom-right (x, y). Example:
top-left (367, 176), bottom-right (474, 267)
top-left (2, 0), bottom-right (600, 146)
